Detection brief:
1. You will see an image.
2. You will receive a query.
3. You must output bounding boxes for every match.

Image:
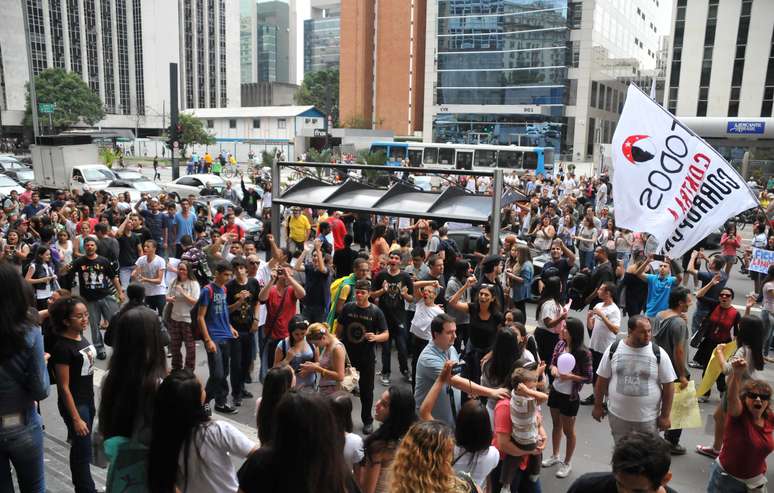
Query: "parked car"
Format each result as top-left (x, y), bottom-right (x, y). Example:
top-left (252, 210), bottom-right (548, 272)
top-left (0, 155), bottom-right (34, 184)
top-left (113, 169), bottom-right (149, 182)
top-left (0, 174), bottom-right (25, 196)
top-left (103, 179), bottom-right (163, 202)
top-left (193, 197), bottom-right (264, 245)
top-left (162, 174), bottom-right (226, 198)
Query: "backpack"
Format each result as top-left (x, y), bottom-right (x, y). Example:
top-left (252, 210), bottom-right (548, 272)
top-left (608, 339), bottom-right (661, 364)
top-left (190, 283), bottom-right (224, 341)
top-left (326, 274), bottom-right (356, 334)
top-left (104, 436), bottom-right (148, 493)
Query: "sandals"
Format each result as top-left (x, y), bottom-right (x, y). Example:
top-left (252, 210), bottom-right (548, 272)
top-left (696, 445), bottom-right (719, 459)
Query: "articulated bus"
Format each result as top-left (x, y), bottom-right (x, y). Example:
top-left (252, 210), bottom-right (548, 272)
top-left (369, 142), bottom-right (555, 176)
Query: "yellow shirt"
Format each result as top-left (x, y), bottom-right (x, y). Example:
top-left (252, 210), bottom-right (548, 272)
top-left (288, 214), bottom-right (311, 243)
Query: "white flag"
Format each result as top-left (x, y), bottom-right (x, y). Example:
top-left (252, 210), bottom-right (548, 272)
top-left (612, 85), bottom-right (758, 259)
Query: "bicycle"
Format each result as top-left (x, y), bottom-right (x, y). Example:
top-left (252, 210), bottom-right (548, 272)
top-left (222, 161), bottom-right (240, 179)
top-left (708, 251), bottom-right (748, 274)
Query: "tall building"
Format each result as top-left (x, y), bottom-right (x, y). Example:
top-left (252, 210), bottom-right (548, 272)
top-left (422, 0), bottom-right (665, 160)
top-left (241, 0), bottom-right (296, 84)
top-left (0, 0), bottom-right (239, 135)
top-left (304, 0), bottom-right (340, 74)
top-left (339, 0), bottom-right (425, 136)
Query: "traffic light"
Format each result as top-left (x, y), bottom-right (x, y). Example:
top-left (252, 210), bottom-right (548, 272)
top-left (167, 122), bottom-right (182, 149)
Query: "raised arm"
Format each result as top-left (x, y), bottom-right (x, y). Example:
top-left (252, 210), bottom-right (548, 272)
top-left (448, 276), bottom-right (476, 313)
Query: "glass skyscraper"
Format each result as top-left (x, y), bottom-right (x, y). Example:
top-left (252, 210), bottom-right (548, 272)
top-left (304, 15), bottom-right (340, 73)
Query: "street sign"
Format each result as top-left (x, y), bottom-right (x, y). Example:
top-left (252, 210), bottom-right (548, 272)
top-left (38, 103), bottom-right (55, 114)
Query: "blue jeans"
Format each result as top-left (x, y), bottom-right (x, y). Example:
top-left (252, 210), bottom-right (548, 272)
top-left (381, 322), bottom-right (409, 376)
top-left (579, 249), bottom-right (594, 271)
top-left (205, 339), bottom-right (233, 407)
top-left (762, 310), bottom-right (773, 357)
top-left (58, 400), bottom-right (97, 493)
top-left (617, 251), bottom-right (631, 270)
top-left (707, 460), bottom-right (749, 493)
top-left (258, 330), bottom-right (270, 383)
top-left (0, 409), bottom-right (45, 493)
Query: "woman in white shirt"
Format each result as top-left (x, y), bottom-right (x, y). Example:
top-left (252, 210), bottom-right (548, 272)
top-left (147, 369), bottom-right (257, 493)
top-left (409, 282), bottom-right (445, 382)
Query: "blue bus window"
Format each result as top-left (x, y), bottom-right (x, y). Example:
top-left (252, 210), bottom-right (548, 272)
top-left (498, 150), bottom-right (522, 169)
top-left (438, 148), bottom-right (454, 165)
top-left (423, 147), bottom-right (438, 164)
top-left (390, 147), bottom-right (406, 160)
top-left (523, 152), bottom-right (538, 170)
top-left (475, 150), bottom-right (497, 167)
top-left (408, 149), bottom-right (423, 166)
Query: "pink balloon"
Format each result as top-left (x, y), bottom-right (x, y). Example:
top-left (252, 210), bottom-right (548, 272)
top-left (557, 353), bottom-right (576, 374)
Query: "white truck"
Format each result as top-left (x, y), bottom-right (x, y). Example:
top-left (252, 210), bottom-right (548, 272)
top-left (31, 143), bottom-right (116, 193)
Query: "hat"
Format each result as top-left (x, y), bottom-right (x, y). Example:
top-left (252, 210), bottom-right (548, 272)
top-left (482, 254), bottom-right (502, 266)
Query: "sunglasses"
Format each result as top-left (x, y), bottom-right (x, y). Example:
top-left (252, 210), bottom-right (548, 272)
top-left (719, 293), bottom-right (732, 298)
top-left (746, 392), bottom-right (771, 401)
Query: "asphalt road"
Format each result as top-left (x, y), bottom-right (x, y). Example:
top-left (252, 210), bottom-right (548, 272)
top-left (33, 167), bottom-right (773, 492)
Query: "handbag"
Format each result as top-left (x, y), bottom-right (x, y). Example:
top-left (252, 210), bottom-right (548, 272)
top-left (341, 352), bottom-right (360, 393)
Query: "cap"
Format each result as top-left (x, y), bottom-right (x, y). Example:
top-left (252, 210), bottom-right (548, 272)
top-left (482, 254), bottom-right (503, 266)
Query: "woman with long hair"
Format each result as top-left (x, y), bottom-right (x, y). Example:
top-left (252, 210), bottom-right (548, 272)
top-left (49, 296), bottom-right (98, 493)
top-left (25, 246), bottom-right (58, 309)
top-left (533, 276), bottom-right (567, 373)
top-left (165, 261), bottom-right (200, 370)
top-left (449, 277), bottom-right (504, 385)
top-left (542, 317), bottom-right (593, 479)
top-left (0, 263), bottom-right (49, 493)
top-left (370, 224), bottom-right (390, 272)
top-left (556, 214), bottom-right (576, 253)
top-left (529, 215), bottom-right (556, 254)
top-left (302, 322), bottom-right (346, 395)
top-left (4, 229), bottom-right (30, 267)
top-left (238, 391), bottom-right (358, 493)
top-left (720, 222), bottom-right (742, 275)
top-left (389, 420), bottom-right (475, 493)
top-left (147, 369), bottom-right (257, 492)
top-left (330, 392), bottom-right (365, 471)
top-left (445, 260), bottom-right (472, 353)
top-left (357, 386), bottom-right (417, 493)
top-left (273, 315), bottom-right (318, 390)
top-left (481, 326), bottom-right (531, 423)
top-left (256, 366), bottom-right (295, 445)
top-left (697, 309), bottom-right (765, 460)
top-left (505, 245), bottom-right (533, 315)
top-left (98, 306), bottom-right (167, 442)
top-left (53, 229), bottom-right (75, 290)
top-left (575, 216), bottom-right (598, 270)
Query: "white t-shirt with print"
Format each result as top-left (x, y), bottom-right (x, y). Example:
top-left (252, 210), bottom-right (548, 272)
top-left (410, 302), bottom-right (444, 341)
top-left (135, 255), bottom-right (166, 296)
top-left (588, 302), bottom-right (622, 353)
top-left (596, 340), bottom-right (676, 422)
top-left (176, 421), bottom-right (256, 493)
top-left (538, 299), bottom-right (562, 334)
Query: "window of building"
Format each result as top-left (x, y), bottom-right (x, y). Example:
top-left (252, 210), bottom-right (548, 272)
top-left (229, 119), bottom-right (236, 129)
top-left (591, 81), bottom-right (598, 108)
top-left (207, 120), bottom-right (214, 128)
top-left (762, 25), bottom-right (774, 117)
top-left (277, 118), bottom-right (287, 129)
top-left (697, 0), bottom-right (719, 116)
top-left (133, 0), bottom-right (145, 114)
top-left (253, 119), bottom-right (261, 129)
top-left (568, 2), bottom-right (582, 29)
top-left (728, 0), bottom-right (752, 117)
top-left (100, 0), bottom-right (115, 112)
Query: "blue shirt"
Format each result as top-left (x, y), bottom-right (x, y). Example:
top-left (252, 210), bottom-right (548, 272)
top-left (645, 274), bottom-right (677, 317)
top-left (414, 342), bottom-right (460, 428)
top-left (174, 212), bottom-right (196, 243)
top-left (22, 203), bottom-right (45, 218)
top-left (199, 284), bottom-right (232, 341)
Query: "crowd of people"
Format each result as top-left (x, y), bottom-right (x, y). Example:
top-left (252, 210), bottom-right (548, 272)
top-left (0, 165), bottom-right (773, 493)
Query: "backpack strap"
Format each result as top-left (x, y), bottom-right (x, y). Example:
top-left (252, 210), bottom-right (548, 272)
top-left (608, 339), bottom-right (620, 360)
top-left (608, 339), bottom-right (660, 364)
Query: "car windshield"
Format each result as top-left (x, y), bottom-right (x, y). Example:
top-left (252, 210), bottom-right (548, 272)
top-left (116, 171), bottom-right (144, 180)
top-left (82, 168), bottom-right (116, 181)
top-left (0, 175), bottom-right (18, 186)
top-left (0, 158), bottom-right (24, 169)
top-left (16, 170), bottom-right (34, 178)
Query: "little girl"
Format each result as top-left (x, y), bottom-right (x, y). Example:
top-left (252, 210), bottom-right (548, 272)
top-left (502, 367), bottom-right (548, 486)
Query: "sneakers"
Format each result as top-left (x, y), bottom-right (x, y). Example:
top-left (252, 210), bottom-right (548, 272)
top-left (380, 374), bottom-right (391, 386)
top-left (362, 422), bottom-right (374, 435)
top-left (241, 389), bottom-right (254, 398)
top-left (696, 445), bottom-right (720, 459)
top-left (542, 456), bottom-right (561, 468)
top-left (556, 462), bottom-right (572, 478)
top-left (401, 370), bottom-right (412, 383)
top-left (669, 443), bottom-right (687, 455)
top-left (233, 398), bottom-right (242, 407)
top-left (698, 395), bottom-right (710, 403)
top-left (580, 395), bottom-right (595, 405)
top-left (214, 404), bottom-right (238, 415)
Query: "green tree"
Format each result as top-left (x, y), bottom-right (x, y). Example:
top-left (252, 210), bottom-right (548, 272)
top-left (24, 68), bottom-right (105, 131)
top-left (168, 113), bottom-right (215, 158)
top-left (295, 68), bottom-right (339, 126)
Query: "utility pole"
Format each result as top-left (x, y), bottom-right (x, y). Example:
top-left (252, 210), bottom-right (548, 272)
top-left (169, 63), bottom-right (179, 180)
top-left (21, 0), bottom-right (40, 143)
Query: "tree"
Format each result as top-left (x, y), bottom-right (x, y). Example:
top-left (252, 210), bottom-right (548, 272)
top-left (295, 68), bottom-right (339, 126)
top-left (24, 68), bottom-right (105, 131)
top-left (167, 113), bottom-right (215, 158)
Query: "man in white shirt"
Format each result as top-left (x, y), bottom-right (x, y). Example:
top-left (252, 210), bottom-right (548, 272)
top-left (592, 315), bottom-right (676, 444)
top-left (132, 239), bottom-right (167, 316)
top-left (582, 282), bottom-right (622, 405)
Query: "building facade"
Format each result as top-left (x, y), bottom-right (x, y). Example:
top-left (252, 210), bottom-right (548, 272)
top-left (240, 0), bottom-right (296, 84)
top-left (339, 0), bottom-right (425, 137)
top-left (422, 0), bottom-right (666, 161)
top-left (304, 0), bottom-right (340, 74)
top-left (241, 81), bottom-right (298, 106)
top-left (0, 0), bottom-right (239, 136)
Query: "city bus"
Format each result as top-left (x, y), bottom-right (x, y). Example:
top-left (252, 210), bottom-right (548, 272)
top-left (369, 141), bottom-right (554, 176)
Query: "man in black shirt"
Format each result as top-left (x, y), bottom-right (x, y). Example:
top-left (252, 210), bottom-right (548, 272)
top-left (333, 234), bottom-right (359, 277)
top-left (371, 251), bottom-right (414, 385)
top-left (297, 239), bottom-right (333, 323)
top-left (568, 431), bottom-right (676, 493)
top-left (584, 246), bottom-right (616, 308)
top-left (226, 257), bottom-right (261, 406)
top-left (339, 279), bottom-right (389, 434)
top-left (67, 237), bottom-right (124, 359)
top-left (541, 239), bottom-right (577, 299)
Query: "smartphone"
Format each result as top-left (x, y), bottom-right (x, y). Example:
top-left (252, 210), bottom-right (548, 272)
top-left (451, 360), bottom-right (466, 376)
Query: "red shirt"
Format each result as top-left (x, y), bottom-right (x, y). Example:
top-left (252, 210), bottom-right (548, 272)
top-left (77, 218), bottom-right (98, 233)
top-left (327, 217), bottom-right (346, 250)
top-left (719, 410), bottom-right (774, 479)
top-left (265, 285), bottom-right (298, 340)
top-left (220, 223), bottom-right (244, 241)
top-left (492, 398), bottom-right (528, 469)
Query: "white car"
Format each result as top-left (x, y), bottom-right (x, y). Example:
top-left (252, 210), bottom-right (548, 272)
top-left (162, 174), bottom-right (226, 198)
top-left (0, 174), bottom-right (25, 196)
top-left (104, 179), bottom-right (163, 203)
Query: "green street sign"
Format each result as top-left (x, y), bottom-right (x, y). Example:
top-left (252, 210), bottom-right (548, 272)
top-left (38, 103), bottom-right (55, 114)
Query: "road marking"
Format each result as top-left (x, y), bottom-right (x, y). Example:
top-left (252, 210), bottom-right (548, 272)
top-left (93, 368), bottom-right (259, 442)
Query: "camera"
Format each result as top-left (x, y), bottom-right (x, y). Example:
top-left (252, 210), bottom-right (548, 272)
top-left (451, 360), bottom-right (466, 376)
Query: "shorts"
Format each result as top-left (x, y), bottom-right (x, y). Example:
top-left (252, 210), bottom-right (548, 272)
top-left (547, 389), bottom-right (580, 417)
top-left (722, 255), bottom-right (737, 266)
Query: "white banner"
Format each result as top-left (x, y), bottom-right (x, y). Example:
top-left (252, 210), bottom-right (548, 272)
top-left (611, 85), bottom-right (758, 259)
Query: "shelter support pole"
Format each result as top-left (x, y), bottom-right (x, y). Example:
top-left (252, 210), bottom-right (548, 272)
top-left (490, 169), bottom-right (503, 255)
top-left (271, 159), bottom-right (281, 252)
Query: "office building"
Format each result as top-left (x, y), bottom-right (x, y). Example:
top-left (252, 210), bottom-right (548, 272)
top-left (304, 0), bottom-right (340, 74)
top-left (0, 0), bottom-right (239, 136)
top-left (339, 0), bottom-right (425, 136)
top-left (422, 0), bottom-right (665, 160)
top-left (241, 81), bottom-right (298, 106)
top-left (241, 0), bottom-right (296, 84)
